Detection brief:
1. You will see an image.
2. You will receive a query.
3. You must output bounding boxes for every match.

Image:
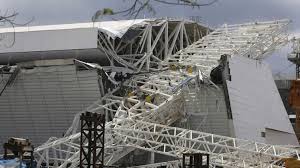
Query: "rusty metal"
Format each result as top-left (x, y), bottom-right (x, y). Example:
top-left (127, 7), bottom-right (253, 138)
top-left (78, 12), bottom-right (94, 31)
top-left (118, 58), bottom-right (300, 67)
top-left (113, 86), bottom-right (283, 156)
top-left (80, 112), bottom-right (105, 168)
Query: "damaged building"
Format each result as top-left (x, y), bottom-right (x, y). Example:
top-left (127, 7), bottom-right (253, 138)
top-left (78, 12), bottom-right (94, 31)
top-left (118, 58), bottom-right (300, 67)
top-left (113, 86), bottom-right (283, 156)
top-left (0, 18), bottom-right (299, 167)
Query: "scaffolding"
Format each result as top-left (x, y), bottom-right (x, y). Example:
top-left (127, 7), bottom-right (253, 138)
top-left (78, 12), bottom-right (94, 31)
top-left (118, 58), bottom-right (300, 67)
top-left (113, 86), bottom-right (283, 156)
top-left (79, 112), bottom-right (105, 168)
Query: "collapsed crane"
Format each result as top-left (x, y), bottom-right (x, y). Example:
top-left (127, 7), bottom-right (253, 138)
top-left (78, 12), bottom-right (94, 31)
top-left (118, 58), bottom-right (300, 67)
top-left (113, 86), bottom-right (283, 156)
top-left (34, 19), bottom-right (299, 168)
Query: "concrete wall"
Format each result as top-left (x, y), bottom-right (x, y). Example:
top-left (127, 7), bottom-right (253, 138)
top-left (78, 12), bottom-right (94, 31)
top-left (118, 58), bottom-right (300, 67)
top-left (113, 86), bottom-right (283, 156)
top-left (0, 64), bottom-right (101, 150)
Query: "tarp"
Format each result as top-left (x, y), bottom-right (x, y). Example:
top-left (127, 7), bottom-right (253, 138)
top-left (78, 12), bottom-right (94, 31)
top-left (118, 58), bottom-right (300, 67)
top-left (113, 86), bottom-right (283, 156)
top-left (0, 159), bottom-right (26, 168)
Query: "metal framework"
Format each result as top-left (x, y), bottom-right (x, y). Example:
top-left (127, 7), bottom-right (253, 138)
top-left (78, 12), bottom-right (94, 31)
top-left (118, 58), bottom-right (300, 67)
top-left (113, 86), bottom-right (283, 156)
top-left (34, 19), bottom-right (297, 168)
top-left (167, 20), bottom-right (290, 77)
top-left (108, 119), bottom-right (299, 167)
top-left (79, 112), bottom-right (105, 168)
top-left (97, 19), bottom-right (206, 73)
top-left (288, 38), bottom-right (300, 79)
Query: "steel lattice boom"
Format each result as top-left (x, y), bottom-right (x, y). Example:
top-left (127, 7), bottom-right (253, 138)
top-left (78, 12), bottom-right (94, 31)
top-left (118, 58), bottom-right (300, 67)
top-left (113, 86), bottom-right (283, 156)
top-left (167, 19), bottom-right (290, 76)
top-left (108, 119), bottom-right (299, 167)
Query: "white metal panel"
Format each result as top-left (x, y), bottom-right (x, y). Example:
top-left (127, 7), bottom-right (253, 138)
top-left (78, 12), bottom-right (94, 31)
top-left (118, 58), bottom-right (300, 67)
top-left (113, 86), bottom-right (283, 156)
top-left (0, 28), bottom-right (98, 53)
top-left (265, 128), bottom-right (299, 145)
top-left (226, 55), bottom-right (298, 145)
top-left (0, 19), bottom-right (147, 38)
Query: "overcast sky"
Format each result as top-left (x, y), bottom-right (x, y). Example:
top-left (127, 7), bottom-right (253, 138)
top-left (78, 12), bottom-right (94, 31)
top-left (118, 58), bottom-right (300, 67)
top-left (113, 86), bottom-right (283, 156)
top-left (1, 0), bottom-right (300, 78)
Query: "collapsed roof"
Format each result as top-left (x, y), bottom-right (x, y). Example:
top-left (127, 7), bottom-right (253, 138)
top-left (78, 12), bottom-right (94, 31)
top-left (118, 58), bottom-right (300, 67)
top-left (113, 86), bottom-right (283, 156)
top-left (0, 18), bottom-right (208, 65)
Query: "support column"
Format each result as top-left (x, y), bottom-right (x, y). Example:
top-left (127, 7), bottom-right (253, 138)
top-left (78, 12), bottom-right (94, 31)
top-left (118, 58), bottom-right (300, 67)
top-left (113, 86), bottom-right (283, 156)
top-left (149, 152), bottom-right (155, 164)
top-left (146, 25), bottom-right (152, 71)
top-left (164, 22), bottom-right (169, 60)
top-left (180, 21), bottom-right (184, 50)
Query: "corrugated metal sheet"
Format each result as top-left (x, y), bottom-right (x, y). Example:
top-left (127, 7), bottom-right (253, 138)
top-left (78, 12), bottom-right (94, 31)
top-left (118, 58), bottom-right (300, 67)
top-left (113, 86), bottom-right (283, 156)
top-left (275, 80), bottom-right (292, 89)
top-left (182, 86), bottom-right (233, 136)
top-left (0, 65), bottom-right (100, 149)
